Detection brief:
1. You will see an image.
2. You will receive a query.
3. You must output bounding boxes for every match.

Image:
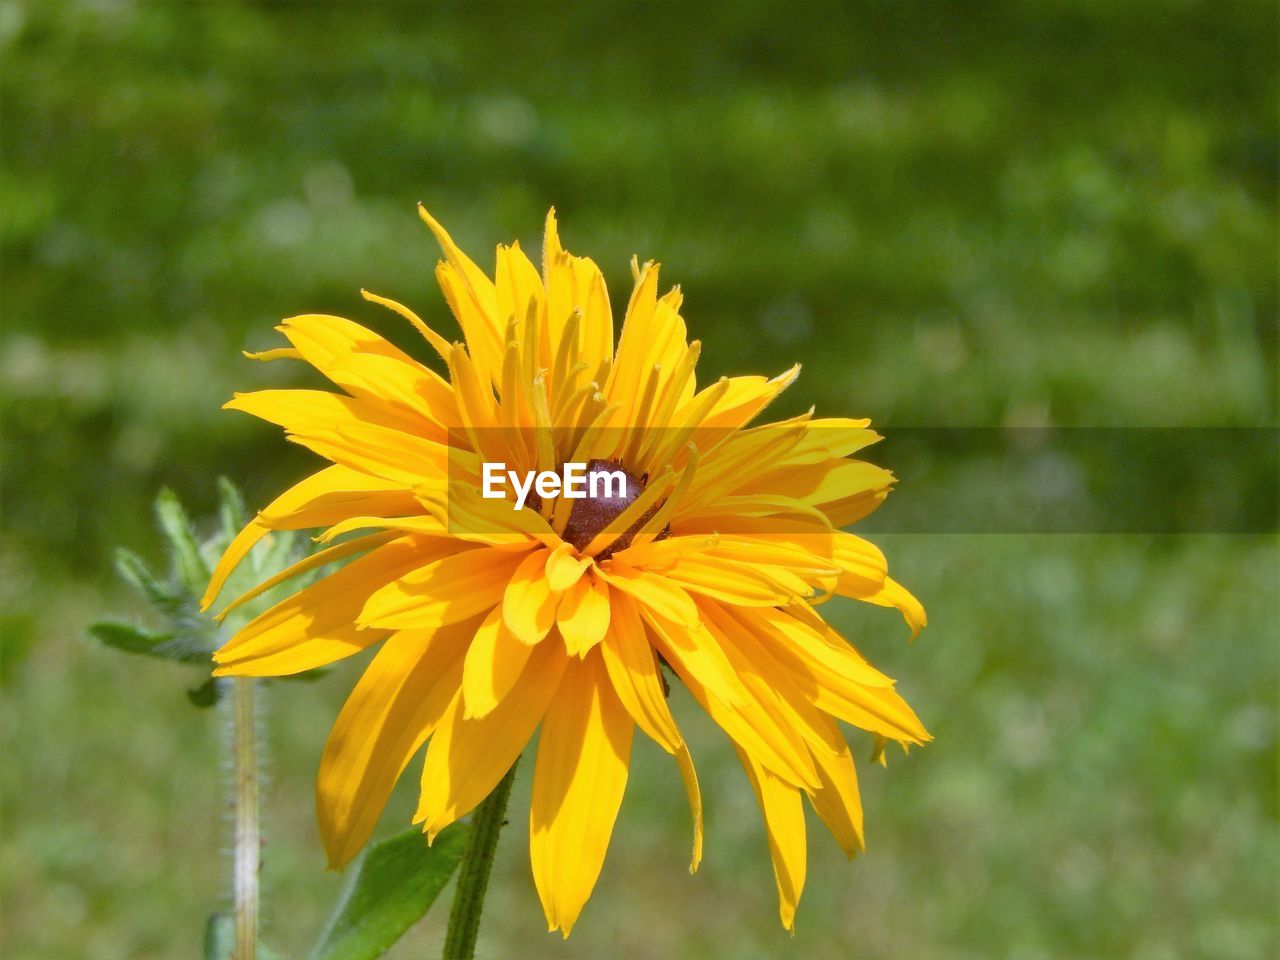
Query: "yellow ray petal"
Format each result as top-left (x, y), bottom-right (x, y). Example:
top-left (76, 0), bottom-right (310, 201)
top-left (579, 265), bottom-right (613, 371)
top-left (503, 548), bottom-right (560, 644)
top-left (697, 602), bottom-right (841, 763)
top-left (276, 313), bottom-right (453, 428)
top-left (598, 591), bottom-right (681, 754)
top-left (530, 650), bottom-right (634, 937)
top-left (358, 547), bottom-right (524, 631)
top-left (736, 604), bottom-right (895, 688)
top-left (316, 621), bottom-right (474, 867)
top-left (556, 571), bottom-right (611, 656)
top-left (212, 536), bottom-right (431, 675)
top-left (595, 562), bottom-right (699, 626)
top-left (674, 741), bottom-right (704, 874)
top-left (741, 457), bottom-right (895, 506)
top-left (243, 346), bottom-right (300, 362)
top-left (215, 530), bottom-right (398, 622)
top-left (818, 487), bottom-right (891, 527)
top-left (415, 640), bottom-right (568, 840)
top-left (202, 464), bottom-right (414, 609)
top-left (495, 240), bottom-right (543, 331)
top-left (736, 607), bottom-right (929, 744)
top-left (830, 532), bottom-right (889, 595)
top-left (605, 261), bottom-right (659, 422)
top-left (665, 615), bottom-right (821, 791)
top-left (855, 575), bottom-right (927, 638)
top-left (735, 746), bottom-right (807, 932)
top-left (226, 390), bottom-right (456, 486)
top-left (687, 364), bottom-right (799, 434)
top-left (543, 541), bottom-right (590, 592)
top-left (226, 387), bottom-right (422, 441)
top-left (420, 481), bottom-right (559, 552)
top-left (359, 288), bottom-right (453, 363)
top-left (806, 714), bottom-right (865, 859)
top-left (419, 205), bottom-right (503, 387)
top-left (638, 602), bottom-right (751, 709)
top-left (313, 513), bottom-right (446, 545)
top-left (462, 605), bottom-right (535, 719)
top-left (784, 418), bottom-right (880, 464)
top-left (660, 554), bottom-right (807, 606)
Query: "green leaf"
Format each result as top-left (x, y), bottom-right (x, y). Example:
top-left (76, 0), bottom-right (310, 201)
top-left (310, 824), bottom-right (470, 960)
top-left (114, 547), bottom-right (182, 613)
top-left (217, 476), bottom-right (249, 536)
top-left (203, 913), bottom-right (286, 960)
top-left (155, 487), bottom-right (208, 595)
top-left (187, 676), bottom-right (221, 707)
top-left (203, 913), bottom-right (233, 960)
top-left (87, 620), bottom-right (214, 665)
top-left (88, 620), bottom-right (173, 656)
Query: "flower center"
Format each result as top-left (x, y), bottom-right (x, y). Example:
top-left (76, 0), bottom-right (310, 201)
top-left (561, 459), bottom-right (662, 557)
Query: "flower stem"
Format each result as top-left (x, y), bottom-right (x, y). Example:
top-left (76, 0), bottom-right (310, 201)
top-left (231, 677), bottom-right (259, 960)
top-left (442, 760), bottom-right (518, 960)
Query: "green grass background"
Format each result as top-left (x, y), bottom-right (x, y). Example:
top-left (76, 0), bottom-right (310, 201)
top-left (1, 1), bottom-right (1276, 957)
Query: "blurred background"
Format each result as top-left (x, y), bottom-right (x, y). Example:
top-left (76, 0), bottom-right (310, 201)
top-left (1, 1), bottom-right (1276, 957)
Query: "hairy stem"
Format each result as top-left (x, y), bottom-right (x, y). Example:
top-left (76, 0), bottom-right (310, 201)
top-left (231, 677), bottom-right (259, 960)
top-left (442, 760), bottom-right (518, 960)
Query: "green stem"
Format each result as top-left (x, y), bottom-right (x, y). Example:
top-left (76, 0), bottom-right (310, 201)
top-left (442, 760), bottom-right (518, 960)
top-left (232, 677), bottom-right (259, 960)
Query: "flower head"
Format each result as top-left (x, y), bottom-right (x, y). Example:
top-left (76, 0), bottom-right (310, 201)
top-left (206, 207), bottom-right (928, 935)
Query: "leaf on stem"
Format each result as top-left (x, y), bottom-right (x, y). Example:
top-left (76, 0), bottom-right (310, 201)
top-left (202, 913), bottom-right (286, 960)
top-left (310, 824), bottom-right (470, 960)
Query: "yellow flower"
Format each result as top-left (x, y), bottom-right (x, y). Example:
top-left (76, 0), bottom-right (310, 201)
top-left (205, 207), bottom-right (929, 935)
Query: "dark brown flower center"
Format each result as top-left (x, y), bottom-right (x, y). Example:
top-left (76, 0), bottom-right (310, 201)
top-left (561, 459), bottom-right (663, 557)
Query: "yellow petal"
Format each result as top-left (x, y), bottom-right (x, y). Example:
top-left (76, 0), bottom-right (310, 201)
top-left (277, 313), bottom-right (453, 428)
top-left (735, 607), bottom-right (930, 744)
top-left (544, 542), bottom-right (590, 592)
top-left (316, 621), bottom-right (473, 867)
top-left (697, 602), bottom-right (841, 764)
top-left (503, 548), bottom-right (559, 644)
top-left (226, 390), bottom-right (455, 486)
top-left (688, 364), bottom-right (799, 433)
top-left (359, 288), bottom-right (453, 363)
top-left (423, 481), bottom-right (560, 552)
top-left (415, 640), bottom-right (568, 839)
top-left (640, 603), bottom-right (751, 710)
top-left (806, 714), bottom-right (865, 859)
top-left (598, 591), bottom-right (681, 754)
top-left (831, 532), bottom-right (888, 595)
top-left (783, 418), bottom-right (880, 464)
top-left (661, 554), bottom-right (805, 606)
top-left (736, 746), bottom-right (807, 932)
top-left (461, 606), bottom-right (534, 719)
top-left (530, 651), bottom-right (633, 937)
top-left (604, 261), bottom-right (659, 423)
top-left (242, 346), bottom-right (301, 362)
top-left (857, 575), bottom-right (927, 638)
top-left (674, 741), bottom-right (704, 874)
top-left (494, 239), bottom-right (543, 330)
top-left (741, 457), bottom-right (895, 507)
top-left (359, 547), bottom-right (524, 630)
top-left (202, 464), bottom-right (416, 610)
top-left (419, 205), bottom-right (503, 387)
top-left (212, 537), bottom-right (430, 675)
top-left (556, 571), bottom-right (611, 656)
top-left (595, 562), bottom-right (699, 626)
top-left (215, 530), bottom-right (397, 622)
top-left (666, 614), bottom-right (821, 791)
